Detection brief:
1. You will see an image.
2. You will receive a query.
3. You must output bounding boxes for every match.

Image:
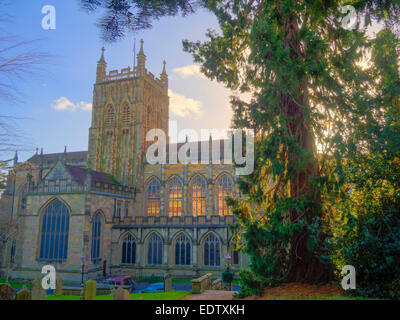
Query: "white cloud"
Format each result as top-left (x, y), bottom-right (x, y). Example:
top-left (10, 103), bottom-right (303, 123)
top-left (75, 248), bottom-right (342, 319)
top-left (52, 97), bottom-right (92, 112)
top-left (77, 101), bottom-right (92, 111)
top-left (168, 89), bottom-right (203, 119)
top-left (172, 65), bottom-right (207, 80)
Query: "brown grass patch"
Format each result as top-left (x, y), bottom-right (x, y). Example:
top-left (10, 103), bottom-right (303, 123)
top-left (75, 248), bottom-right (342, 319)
top-left (242, 282), bottom-right (344, 300)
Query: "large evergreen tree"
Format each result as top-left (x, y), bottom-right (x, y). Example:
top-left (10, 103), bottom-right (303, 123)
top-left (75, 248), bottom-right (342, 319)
top-left (82, 0), bottom-right (400, 289)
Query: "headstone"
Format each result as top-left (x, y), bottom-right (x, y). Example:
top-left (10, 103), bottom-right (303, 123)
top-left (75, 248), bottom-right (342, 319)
top-left (114, 287), bottom-right (130, 300)
top-left (31, 278), bottom-right (46, 300)
top-left (164, 274), bottom-right (172, 292)
top-left (16, 289), bottom-right (31, 300)
top-left (55, 278), bottom-right (63, 296)
top-left (83, 279), bottom-right (96, 300)
top-left (0, 283), bottom-right (14, 300)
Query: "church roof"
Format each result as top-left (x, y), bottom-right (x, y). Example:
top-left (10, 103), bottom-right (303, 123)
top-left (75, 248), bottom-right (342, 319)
top-left (25, 139), bottom-right (230, 167)
top-left (64, 165), bottom-right (117, 185)
top-left (27, 151), bottom-right (88, 164)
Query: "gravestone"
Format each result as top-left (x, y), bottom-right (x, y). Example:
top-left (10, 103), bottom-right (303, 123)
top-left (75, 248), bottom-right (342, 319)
top-left (16, 289), bottom-right (31, 300)
top-left (83, 279), bottom-right (96, 300)
top-left (31, 278), bottom-right (46, 300)
top-left (55, 278), bottom-right (63, 296)
top-left (164, 274), bottom-right (172, 292)
top-left (114, 287), bottom-right (130, 300)
top-left (0, 283), bottom-right (14, 300)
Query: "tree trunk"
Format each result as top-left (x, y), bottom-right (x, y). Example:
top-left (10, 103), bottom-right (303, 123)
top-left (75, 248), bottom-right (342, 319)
top-left (281, 14), bottom-right (333, 284)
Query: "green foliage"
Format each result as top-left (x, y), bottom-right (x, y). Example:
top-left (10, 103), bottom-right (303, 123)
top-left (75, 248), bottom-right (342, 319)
top-left (222, 267), bottom-right (234, 284)
top-left (236, 269), bottom-right (265, 298)
top-left (183, 1), bottom-right (400, 295)
top-left (327, 29), bottom-right (400, 299)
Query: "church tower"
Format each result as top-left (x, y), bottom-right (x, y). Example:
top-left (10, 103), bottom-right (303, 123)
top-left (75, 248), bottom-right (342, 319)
top-left (88, 41), bottom-right (169, 186)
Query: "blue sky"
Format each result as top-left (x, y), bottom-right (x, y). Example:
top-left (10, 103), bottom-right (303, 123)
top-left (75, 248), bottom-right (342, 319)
top-left (1, 0), bottom-right (236, 162)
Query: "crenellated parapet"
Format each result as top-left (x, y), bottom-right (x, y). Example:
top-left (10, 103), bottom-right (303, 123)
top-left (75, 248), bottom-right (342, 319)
top-left (112, 214), bottom-right (235, 228)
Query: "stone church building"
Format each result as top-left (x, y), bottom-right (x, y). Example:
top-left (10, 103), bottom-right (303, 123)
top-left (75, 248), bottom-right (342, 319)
top-left (0, 41), bottom-right (249, 282)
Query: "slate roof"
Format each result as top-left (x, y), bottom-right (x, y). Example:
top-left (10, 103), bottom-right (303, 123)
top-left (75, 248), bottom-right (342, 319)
top-left (64, 165), bottom-right (117, 185)
top-left (26, 139), bottom-right (231, 166)
top-left (28, 151), bottom-right (88, 165)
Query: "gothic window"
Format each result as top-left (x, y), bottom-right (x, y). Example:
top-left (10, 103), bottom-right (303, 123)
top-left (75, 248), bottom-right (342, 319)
top-left (19, 184), bottom-right (27, 212)
top-left (191, 176), bottom-right (206, 216)
top-left (105, 105), bottom-right (115, 126)
top-left (124, 201), bottom-right (129, 217)
top-left (217, 175), bottom-right (233, 216)
top-left (204, 234), bottom-right (221, 266)
top-left (91, 213), bottom-right (102, 262)
top-left (147, 179), bottom-right (161, 217)
top-left (39, 199), bottom-right (70, 262)
top-left (168, 177), bottom-right (183, 217)
top-left (121, 234), bottom-right (136, 264)
top-left (115, 201), bottom-right (122, 218)
top-left (233, 250), bottom-right (239, 265)
top-left (147, 234), bottom-right (162, 265)
top-left (121, 104), bottom-right (130, 123)
top-left (10, 240), bottom-right (16, 264)
top-left (175, 234), bottom-right (191, 265)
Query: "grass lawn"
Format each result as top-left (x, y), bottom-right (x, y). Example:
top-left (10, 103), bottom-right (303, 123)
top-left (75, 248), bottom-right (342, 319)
top-left (0, 278), bottom-right (31, 289)
top-left (45, 291), bottom-right (190, 300)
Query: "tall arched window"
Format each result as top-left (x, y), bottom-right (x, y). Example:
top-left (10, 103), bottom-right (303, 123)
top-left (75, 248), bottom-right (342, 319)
top-left (168, 177), bottom-right (183, 216)
top-left (91, 214), bottom-right (102, 262)
top-left (233, 250), bottom-right (239, 265)
top-left (10, 240), bottom-right (16, 264)
top-left (105, 105), bottom-right (115, 126)
top-left (204, 234), bottom-right (221, 266)
top-left (147, 234), bottom-right (162, 265)
top-left (191, 176), bottom-right (206, 216)
top-left (121, 104), bottom-right (131, 123)
top-left (19, 184), bottom-right (27, 213)
top-left (217, 175), bottom-right (233, 215)
top-left (121, 234), bottom-right (136, 264)
top-left (147, 179), bottom-right (161, 217)
top-left (39, 199), bottom-right (70, 261)
top-left (175, 234), bottom-right (191, 265)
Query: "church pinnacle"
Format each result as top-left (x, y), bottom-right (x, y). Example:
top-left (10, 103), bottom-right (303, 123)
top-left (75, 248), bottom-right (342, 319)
top-left (161, 60), bottom-right (168, 87)
top-left (96, 46), bottom-right (107, 83)
top-left (99, 46), bottom-right (106, 63)
top-left (137, 39), bottom-right (146, 76)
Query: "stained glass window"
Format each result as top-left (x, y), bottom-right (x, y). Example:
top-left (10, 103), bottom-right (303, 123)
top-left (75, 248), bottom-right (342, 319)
top-left (204, 234), bottom-right (220, 266)
top-left (91, 214), bottom-right (102, 262)
top-left (217, 175), bottom-right (233, 215)
top-left (175, 234), bottom-right (191, 265)
top-left (148, 234), bottom-right (162, 265)
top-left (122, 234), bottom-right (136, 264)
top-left (168, 177), bottom-right (183, 217)
top-left (147, 179), bottom-right (161, 217)
top-left (39, 200), bottom-right (69, 262)
top-left (192, 176), bottom-right (206, 216)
